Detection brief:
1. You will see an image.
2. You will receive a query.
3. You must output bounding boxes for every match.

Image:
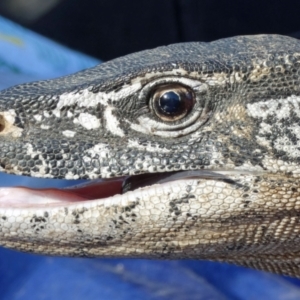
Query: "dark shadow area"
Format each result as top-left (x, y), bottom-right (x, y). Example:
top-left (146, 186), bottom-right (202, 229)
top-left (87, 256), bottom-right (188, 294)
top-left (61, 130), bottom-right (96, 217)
top-left (1, 0), bottom-right (300, 60)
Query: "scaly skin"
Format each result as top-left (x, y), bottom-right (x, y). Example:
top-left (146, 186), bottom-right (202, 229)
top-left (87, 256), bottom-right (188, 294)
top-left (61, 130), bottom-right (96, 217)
top-left (1, 34), bottom-right (300, 277)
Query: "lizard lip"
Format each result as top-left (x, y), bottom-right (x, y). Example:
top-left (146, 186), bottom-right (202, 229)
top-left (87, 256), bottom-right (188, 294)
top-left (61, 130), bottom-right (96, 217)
top-left (0, 170), bottom-right (240, 208)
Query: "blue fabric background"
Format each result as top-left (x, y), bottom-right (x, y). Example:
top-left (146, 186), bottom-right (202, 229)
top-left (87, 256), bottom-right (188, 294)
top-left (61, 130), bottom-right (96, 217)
top-left (1, 16), bottom-right (300, 300)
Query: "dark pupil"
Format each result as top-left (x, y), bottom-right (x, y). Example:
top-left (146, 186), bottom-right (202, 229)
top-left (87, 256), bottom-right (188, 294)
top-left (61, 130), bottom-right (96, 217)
top-left (159, 91), bottom-right (181, 114)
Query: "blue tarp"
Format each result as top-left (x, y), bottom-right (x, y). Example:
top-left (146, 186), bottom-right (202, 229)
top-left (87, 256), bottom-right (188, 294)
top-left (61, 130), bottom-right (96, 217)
top-left (0, 15), bottom-right (300, 300)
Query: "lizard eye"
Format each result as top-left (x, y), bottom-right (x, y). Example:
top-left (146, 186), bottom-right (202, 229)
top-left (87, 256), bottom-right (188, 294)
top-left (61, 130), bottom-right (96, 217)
top-left (151, 84), bottom-right (195, 121)
top-left (134, 76), bottom-right (209, 137)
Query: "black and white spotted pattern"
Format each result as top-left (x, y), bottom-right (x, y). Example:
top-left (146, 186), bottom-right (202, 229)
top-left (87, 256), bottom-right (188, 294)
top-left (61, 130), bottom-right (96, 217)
top-left (1, 34), bottom-right (300, 179)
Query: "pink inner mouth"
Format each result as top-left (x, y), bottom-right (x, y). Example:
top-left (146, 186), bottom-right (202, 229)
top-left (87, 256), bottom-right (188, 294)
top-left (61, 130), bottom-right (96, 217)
top-left (63, 177), bottom-right (126, 200)
top-left (0, 170), bottom-right (231, 208)
top-left (0, 176), bottom-right (127, 207)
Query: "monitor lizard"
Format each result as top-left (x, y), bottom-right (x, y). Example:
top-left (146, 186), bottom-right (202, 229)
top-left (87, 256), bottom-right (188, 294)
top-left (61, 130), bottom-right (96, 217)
top-left (0, 34), bottom-right (300, 277)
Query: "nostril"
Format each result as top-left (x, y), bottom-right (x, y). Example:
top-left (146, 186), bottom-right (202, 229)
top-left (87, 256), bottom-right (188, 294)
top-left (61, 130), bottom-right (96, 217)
top-left (0, 114), bottom-right (5, 132)
top-left (0, 111), bottom-right (23, 137)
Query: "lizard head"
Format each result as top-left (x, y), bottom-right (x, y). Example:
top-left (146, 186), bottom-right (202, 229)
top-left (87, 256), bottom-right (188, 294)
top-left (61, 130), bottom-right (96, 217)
top-left (0, 34), bottom-right (299, 179)
top-left (0, 34), bottom-right (300, 277)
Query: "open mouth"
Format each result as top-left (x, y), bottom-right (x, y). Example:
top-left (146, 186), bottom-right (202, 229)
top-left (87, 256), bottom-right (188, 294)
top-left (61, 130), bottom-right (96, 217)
top-left (0, 170), bottom-right (239, 208)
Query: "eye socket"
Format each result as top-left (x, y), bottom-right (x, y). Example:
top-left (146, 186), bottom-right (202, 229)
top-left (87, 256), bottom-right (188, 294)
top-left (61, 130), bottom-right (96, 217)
top-left (150, 84), bottom-right (195, 122)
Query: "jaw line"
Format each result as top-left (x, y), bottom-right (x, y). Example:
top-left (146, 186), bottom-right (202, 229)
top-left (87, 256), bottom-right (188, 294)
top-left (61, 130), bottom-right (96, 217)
top-left (0, 170), bottom-right (266, 209)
